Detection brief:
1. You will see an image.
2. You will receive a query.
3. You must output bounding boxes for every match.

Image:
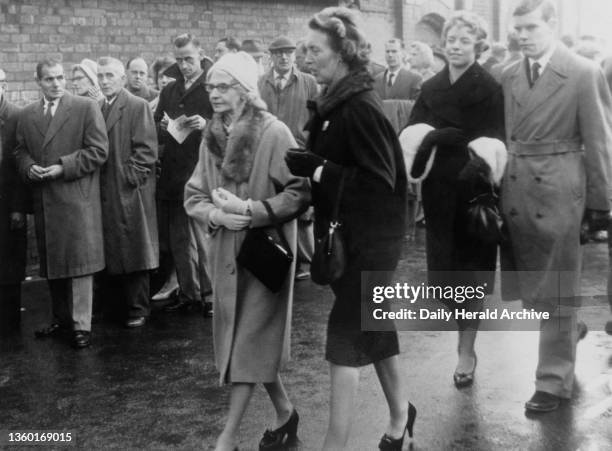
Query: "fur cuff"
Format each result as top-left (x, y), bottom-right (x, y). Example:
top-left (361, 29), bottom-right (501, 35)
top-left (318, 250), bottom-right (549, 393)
top-left (467, 137), bottom-right (508, 185)
top-left (398, 123), bottom-right (436, 183)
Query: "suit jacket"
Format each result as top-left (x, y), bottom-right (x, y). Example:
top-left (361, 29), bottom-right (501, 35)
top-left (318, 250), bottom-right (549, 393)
top-left (15, 93), bottom-right (108, 279)
top-left (373, 67), bottom-right (422, 101)
top-left (154, 70), bottom-right (212, 201)
top-left (500, 44), bottom-right (612, 304)
top-left (100, 89), bottom-right (159, 274)
top-left (0, 96), bottom-right (26, 284)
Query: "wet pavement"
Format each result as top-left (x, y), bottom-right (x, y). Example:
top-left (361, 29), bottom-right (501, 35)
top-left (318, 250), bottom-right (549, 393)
top-left (1, 230), bottom-right (612, 451)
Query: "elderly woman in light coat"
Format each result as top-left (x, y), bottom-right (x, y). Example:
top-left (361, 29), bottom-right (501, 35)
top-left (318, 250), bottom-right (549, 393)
top-left (184, 52), bottom-right (310, 451)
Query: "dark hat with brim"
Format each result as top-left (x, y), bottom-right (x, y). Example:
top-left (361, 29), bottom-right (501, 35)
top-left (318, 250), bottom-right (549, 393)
top-left (269, 36), bottom-right (296, 52)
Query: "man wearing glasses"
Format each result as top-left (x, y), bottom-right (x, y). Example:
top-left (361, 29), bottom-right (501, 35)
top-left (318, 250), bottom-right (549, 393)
top-left (154, 34), bottom-right (213, 315)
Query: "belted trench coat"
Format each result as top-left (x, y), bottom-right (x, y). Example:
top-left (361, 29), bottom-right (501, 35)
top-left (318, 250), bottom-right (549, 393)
top-left (500, 44), bottom-right (612, 306)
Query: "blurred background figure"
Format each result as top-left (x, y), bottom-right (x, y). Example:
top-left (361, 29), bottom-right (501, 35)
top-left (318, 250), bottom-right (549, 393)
top-left (149, 55), bottom-right (176, 112)
top-left (0, 68), bottom-right (26, 336)
top-left (481, 41), bottom-right (507, 73)
top-left (490, 32), bottom-right (522, 82)
top-left (214, 36), bottom-right (241, 62)
top-left (71, 58), bottom-right (104, 101)
top-left (126, 57), bottom-right (158, 102)
top-left (431, 45), bottom-right (448, 73)
top-left (574, 35), bottom-right (603, 62)
top-left (241, 39), bottom-right (267, 76)
top-left (294, 40), bottom-right (311, 74)
top-left (374, 38), bottom-right (422, 101)
top-left (407, 41), bottom-right (436, 81)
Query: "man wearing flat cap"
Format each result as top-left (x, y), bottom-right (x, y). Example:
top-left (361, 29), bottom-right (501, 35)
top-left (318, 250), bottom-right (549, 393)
top-left (259, 36), bottom-right (318, 280)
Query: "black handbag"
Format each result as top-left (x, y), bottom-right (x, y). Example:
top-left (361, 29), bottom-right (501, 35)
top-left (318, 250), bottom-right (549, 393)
top-left (465, 187), bottom-right (503, 245)
top-left (236, 200), bottom-right (294, 293)
top-left (311, 170), bottom-right (347, 285)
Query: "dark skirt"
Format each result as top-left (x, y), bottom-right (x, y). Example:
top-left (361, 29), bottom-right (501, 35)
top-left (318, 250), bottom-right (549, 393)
top-left (325, 243), bottom-right (401, 367)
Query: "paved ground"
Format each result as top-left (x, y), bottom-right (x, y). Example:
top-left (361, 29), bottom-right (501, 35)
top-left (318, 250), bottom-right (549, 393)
top-left (2, 230), bottom-right (612, 451)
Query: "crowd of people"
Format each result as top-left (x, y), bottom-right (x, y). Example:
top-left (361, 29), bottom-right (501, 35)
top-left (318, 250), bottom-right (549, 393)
top-left (2, 0), bottom-right (612, 449)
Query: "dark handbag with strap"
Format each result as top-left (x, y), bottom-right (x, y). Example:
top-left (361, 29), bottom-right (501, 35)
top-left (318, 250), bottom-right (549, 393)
top-left (311, 170), bottom-right (347, 285)
top-left (236, 200), bottom-right (294, 293)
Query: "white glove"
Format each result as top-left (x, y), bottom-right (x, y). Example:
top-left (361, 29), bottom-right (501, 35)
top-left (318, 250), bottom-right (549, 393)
top-left (212, 187), bottom-right (250, 215)
top-left (209, 208), bottom-right (251, 231)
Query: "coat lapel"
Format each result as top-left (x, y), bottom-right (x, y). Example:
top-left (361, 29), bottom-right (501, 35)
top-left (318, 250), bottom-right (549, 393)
top-left (31, 101), bottom-right (47, 137)
top-left (513, 47), bottom-right (568, 130)
top-left (42, 94), bottom-right (72, 149)
top-left (105, 89), bottom-right (127, 131)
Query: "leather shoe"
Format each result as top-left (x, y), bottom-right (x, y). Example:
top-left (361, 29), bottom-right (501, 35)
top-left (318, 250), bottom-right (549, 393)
top-left (34, 323), bottom-right (65, 339)
top-left (605, 320), bottom-right (612, 336)
top-left (577, 321), bottom-right (588, 340)
top-left (73, 330), bottom-right (91, 349)
top-left (525, 391), bottom-right (561, 413)
top-left (125, 316), bottom-right (146, 328)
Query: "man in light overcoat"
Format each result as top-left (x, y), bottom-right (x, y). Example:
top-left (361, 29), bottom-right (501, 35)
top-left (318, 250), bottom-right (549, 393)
top-left (97, 57), bottom-right (159, 328)
top-left (15, 59), bottom-right (108, 349)
top-left (500, 0), bottom-right (612, 412)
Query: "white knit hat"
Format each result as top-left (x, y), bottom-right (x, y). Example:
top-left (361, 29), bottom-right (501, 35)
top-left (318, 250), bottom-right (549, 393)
top-left (210, 51), bottom-right (259, 95)
top-left (73, 58), bottom-right (99, 87)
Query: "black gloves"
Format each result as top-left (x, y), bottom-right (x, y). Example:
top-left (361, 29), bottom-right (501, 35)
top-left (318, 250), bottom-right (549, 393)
top-left (411, 127), bottom-right (468, 179)
top-left (285, 148), bottom-right (325, 178)
top-left (586, 209), bottom-right (611, 232)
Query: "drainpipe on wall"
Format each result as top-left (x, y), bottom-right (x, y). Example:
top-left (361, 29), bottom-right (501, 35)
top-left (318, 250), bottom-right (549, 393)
top-left (395, 0), bottom-right (404, 41)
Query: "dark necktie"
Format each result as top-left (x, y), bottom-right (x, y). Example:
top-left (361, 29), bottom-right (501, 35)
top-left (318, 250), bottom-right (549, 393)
top-left (387, 72), bottom-right (395, 88)
top-left (531, 62), bottom-right (541, 85)
top-left (44, 101), bottom-right (54, 127)
top-left (102, 100), bottom-right (112, 120)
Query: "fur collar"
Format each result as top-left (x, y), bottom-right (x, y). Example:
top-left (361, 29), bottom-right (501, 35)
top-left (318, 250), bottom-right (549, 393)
top-left (204, 105), bottom-right (268, 183)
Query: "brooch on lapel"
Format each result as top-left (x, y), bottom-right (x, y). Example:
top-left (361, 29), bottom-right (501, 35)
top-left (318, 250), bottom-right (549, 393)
top-left (322, 120), bottom-right (330, 131)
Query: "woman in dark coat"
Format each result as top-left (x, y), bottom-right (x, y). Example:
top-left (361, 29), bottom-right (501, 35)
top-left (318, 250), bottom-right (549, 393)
top-left (286, 8), bottom-right (415, 451)
top-left (401, 11), bottom-right (506, 388)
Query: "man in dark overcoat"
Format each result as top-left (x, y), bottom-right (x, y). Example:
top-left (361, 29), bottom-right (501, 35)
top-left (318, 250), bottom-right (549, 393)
top-left (500, 0), bottom-right (612, 412)
top-left (0, 69), bottom-right (26, 335)
top-left (97, 57), bottom-right (159, 328)
top-left (154, 33), bottom-right (213, 313)
top-left (14, 59), bottom-right (108, 349)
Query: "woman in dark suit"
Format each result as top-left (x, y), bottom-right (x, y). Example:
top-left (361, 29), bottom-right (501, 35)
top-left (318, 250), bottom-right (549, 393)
top-left (285, 7), bottom-right (415, 451)
top-left (402, 11), bottom-right (505, 388)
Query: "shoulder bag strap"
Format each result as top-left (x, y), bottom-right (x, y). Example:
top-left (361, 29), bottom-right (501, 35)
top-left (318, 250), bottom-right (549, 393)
top-left (330, 169), bottom-right (348, 223)
top-left (262, 200), bottom-right (294, 258)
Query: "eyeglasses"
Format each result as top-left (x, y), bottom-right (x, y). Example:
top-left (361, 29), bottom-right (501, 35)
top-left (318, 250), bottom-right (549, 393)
top-left (204, 82), bottom-right (239, 93)
top-left (71, 76), bottom-right (85, 82)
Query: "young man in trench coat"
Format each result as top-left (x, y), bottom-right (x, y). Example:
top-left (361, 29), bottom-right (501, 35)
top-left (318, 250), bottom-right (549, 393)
top-left (15, 59), bottom-right (108, 349)
top-left (97, 57), bottom-right (159, 328)
top-left (500, 0), bottom-right (612, 412)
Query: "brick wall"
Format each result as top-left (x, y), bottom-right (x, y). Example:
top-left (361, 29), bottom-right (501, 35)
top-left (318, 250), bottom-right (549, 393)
top-left (0, 0), bottom-right (336, 105)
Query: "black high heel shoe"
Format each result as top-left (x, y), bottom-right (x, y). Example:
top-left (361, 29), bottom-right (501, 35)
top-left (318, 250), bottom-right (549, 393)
top-left (378, 402), bottom-right (417, 451)
top-left (258, 409), bottom-right (299, 450)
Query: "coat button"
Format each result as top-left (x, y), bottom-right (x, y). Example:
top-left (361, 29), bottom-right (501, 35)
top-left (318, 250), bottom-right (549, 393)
top-left (534, 176), bottom-right (542, 182)
top-left (509, 208), bottom-right (518, 216)
top-left (511, 135), bottom-right (516, 141)
top-left (536, 212), bottom-right (543, 218)
top-left (179, 104), bottom-right (184, 108)
top-left (510, 174), bottom-right (517, 181)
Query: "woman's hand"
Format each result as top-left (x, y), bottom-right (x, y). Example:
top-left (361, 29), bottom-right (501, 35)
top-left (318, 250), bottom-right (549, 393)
top-left (210, 208), bottom-right (251, 231)
top-left (284, 148), bottom-right (325, 178)
top-left (212, 188), bottom-right (250, 215)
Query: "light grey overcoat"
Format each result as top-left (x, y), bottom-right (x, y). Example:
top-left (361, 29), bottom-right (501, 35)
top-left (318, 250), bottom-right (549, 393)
top-left (184, 107), bottom-right (310, 384)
